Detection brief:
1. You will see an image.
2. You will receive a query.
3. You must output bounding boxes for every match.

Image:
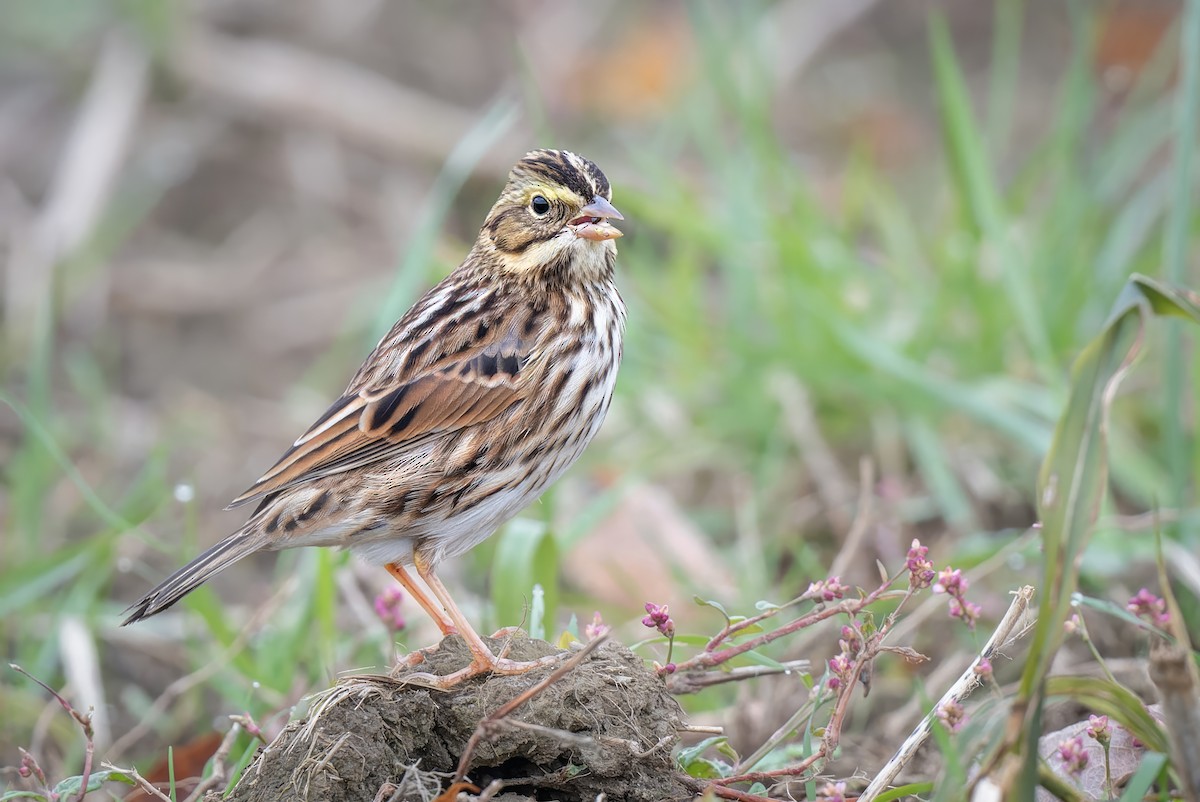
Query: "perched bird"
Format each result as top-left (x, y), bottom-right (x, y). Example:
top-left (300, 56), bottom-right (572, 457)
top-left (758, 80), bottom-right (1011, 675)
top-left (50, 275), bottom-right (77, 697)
top-left (124, 149), bottom-right (626, 685)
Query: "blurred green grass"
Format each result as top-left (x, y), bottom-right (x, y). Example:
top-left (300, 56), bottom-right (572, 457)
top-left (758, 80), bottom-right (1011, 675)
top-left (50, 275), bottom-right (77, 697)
top-left (1, 0), bottom-right (1197, 788)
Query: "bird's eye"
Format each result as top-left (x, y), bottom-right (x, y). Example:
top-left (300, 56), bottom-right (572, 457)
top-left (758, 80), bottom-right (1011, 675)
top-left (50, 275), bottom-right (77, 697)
top-left (530, 195), bottom-right (551, 216)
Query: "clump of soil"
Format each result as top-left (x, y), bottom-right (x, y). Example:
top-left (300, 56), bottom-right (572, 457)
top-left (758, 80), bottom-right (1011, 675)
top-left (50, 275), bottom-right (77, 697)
top-left (216, 635), bottom-right (687, 802)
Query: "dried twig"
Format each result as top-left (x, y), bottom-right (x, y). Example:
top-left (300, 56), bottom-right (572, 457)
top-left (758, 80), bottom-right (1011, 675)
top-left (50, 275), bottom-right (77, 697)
top-left (678, 775), bottom-right (775, 802)
top-left (100, 761), bottom-right (172, 802)
top-left (672, 580), bottom-right (906, 675)
top-left (857, 585), bottom-right (1036, 802)
top-left (667, 659), bottom-right (810, 695)
top-left (452, 635), bottom-right (609, 783)
top-left (708, 582), bottom-right (926, 789)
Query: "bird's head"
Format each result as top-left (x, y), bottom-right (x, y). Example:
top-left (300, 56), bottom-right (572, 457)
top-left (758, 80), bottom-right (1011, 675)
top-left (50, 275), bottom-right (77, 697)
top-left (479, 149), bottom-right (623, 282)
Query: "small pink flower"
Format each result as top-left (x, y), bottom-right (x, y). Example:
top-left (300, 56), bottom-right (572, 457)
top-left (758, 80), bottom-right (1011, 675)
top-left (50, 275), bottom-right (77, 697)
top-left (937, 700), bottom-right (966, 732)
top-left (1127, 588), bottom-right (1169, 626)
top-left (1086, 714), bottom-right (1111, 745)
top-left (973, 657), bottom-right (993, 679)
top-left (808, 576), bottom-right (850, 602)
top-left (1063, 613), bottom-right (1081, 635)
top-left (1057, 735), bottom-right (1088, 775)
top-left (827, 652), bottom-right (853, 690)
top-left (906, 539), bottom-right (936, 589)
top-left (642, 602), bottom-right (675, 637)
top-left (817, 780), bottom-right (847, 802)
top-left (948, 597), bottom-right (982, 629)
top-left (584, 611), bottom-right (608, 640)
top-left (839, 625), bottom-right (861, 655)
top-left (933, 567), bottom-right (968, 596)
top-left (373, 586), bottom-right (405, 632)
top-left (932, 567), bottom-right (981, 629)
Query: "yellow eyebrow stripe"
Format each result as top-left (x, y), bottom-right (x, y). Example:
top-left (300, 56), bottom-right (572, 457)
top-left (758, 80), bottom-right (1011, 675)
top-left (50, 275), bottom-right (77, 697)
top-left (526, 185), bottom-right (581, 206)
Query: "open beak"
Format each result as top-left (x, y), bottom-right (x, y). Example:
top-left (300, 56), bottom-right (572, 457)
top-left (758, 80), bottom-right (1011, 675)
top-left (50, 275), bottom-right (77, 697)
top-left (570, 196), bottom-right (624, 241)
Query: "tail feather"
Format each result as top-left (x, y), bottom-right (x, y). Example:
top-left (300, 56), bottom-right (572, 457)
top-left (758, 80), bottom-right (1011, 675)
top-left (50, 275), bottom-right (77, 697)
top-left (122, 532), bottom-right (264, 625)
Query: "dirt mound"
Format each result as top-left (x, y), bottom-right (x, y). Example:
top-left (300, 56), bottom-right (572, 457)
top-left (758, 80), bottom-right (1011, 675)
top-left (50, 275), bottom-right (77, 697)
top-left (216, 635), bottom-right (687, 802)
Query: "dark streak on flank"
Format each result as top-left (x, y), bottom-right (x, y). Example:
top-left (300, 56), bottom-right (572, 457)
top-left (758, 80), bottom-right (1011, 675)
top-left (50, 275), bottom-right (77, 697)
top-left (457, 481), bottom-right (508, 512)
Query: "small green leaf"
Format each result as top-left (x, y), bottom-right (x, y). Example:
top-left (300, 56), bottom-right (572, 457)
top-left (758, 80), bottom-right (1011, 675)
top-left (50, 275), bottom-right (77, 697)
top-left (52, 769), bottom-right (137, 796)
top-left (754, 600), bottom-right (780, 611)
top-left (680, 757), bottom-right (728, 779)
top-left (876, 783), bottom-right (935, 802)
top-left (676, 735), bottom-right (728, 767)
top-left (715, 739), bottom-right (739, 762)
top-left (693, 596), bottom-right (730, 622)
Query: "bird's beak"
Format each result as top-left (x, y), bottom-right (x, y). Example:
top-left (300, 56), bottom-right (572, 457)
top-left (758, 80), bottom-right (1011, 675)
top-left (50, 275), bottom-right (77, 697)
top-left (570, 196), bottom-right (624, 241)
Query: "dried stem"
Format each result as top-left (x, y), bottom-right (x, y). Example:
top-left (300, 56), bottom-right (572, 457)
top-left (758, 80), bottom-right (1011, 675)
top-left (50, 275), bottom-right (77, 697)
top-left (100, 762), bottom-right (173, 802)
top-left (858, 585), bottom-right (1036, 802)
top-left (709, 583), bottom-right (924, 789)
top-left (678, 775), bottom-right (776, 802)
top-left (702, 592), bottom-right (820, 651)
top-left (675, 579), bottom-right (905, 674)
top-left (1148, 638), bottom-right (1200, 799)
top-left (667, 659), bottom-right (810, 695)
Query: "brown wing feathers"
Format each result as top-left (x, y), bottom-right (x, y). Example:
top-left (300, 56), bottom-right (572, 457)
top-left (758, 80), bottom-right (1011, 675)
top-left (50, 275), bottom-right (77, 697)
top-left (228, 306), bottom-right (536, 508)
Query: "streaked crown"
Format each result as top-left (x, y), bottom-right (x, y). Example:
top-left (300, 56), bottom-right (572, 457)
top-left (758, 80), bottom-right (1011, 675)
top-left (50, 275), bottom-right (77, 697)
top-left (483, 149), bottom-right (614, 255)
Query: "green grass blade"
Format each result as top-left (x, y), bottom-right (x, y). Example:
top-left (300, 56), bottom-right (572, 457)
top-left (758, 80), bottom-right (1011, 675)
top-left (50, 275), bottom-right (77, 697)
top-left (1117, 752), bottom-right (1169, 802)
top-left (1045, 675), bottom-right (1169, 752)
top-left (1162, 0), bottom-right (1200, 528)
top-left (929, 13), bottom-right (1057, 383)
top-left (490, 518), bottom-right (558, 634)
top-left (1008, 273), bottom-right (1200, 776)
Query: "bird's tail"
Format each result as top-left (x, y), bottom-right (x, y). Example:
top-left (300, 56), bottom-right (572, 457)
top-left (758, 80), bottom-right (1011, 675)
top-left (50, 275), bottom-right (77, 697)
top-left (122, 531), bottom-right (265, 625)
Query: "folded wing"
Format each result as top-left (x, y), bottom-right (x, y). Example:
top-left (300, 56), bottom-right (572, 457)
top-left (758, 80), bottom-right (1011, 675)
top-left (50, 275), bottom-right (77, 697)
top-left (227, 324), bottom-right (536, 509)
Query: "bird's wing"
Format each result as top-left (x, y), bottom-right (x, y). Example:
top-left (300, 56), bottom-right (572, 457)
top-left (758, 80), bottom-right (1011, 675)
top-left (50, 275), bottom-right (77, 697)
top-left (226, 317), bottom-right (538, 509)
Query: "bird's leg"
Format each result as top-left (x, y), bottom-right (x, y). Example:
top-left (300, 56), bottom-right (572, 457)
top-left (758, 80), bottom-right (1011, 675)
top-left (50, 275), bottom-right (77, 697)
top-left (385, 562), bottom-right (457, 635)
top-left (410, 553), bottom-right (561, 687)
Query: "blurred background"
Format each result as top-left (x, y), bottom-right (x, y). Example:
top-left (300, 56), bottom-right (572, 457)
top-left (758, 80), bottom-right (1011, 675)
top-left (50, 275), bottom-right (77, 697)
top-left (2, 0), bottom-right (1195, 789)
